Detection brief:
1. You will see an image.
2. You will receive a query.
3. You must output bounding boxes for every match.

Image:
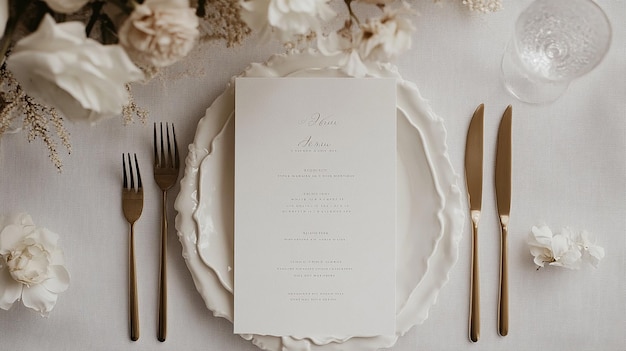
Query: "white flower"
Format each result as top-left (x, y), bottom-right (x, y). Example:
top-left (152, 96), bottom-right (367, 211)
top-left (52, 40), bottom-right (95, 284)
top-left (240, 0), bottom-right (336, 42)
top-left (571, 229), bottom-right (605, 268)
top-left (42, 0), bottom-right (89, 14)
top-left (356, 4), bottom-right (414, 62)
top-left (0, 0), bottom-right (8, 38)
top-left (6, 14), bottom-right (144, 124)
top-left (118, 0), bottom-right (199, 68)
top-left (0, 213), bottom-right (70, 316)
top-left (528, 225), bottom-right (604, 270)
top-left (317, 2), bottom-right (414, 75)
top-left (528, 225), bottom-right (581, 269)
top-left (317, 31), bottom-right (369, 77)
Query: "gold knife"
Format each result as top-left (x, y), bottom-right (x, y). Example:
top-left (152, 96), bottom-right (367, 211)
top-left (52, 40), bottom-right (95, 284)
top-left (495, 105), bottom-right (512, 337)
top-left (464, 104), bottom-right (483, 343)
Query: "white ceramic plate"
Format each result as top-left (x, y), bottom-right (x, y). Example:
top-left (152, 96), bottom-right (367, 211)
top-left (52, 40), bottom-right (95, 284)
top-left (174, 50), bottom-right (465, 351)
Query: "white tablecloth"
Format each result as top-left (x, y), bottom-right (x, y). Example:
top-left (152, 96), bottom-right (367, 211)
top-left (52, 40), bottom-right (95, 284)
top-left (1, 1), bottom-right (624, 350)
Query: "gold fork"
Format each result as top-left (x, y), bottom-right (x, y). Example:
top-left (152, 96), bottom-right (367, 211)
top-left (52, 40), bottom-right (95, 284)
top-left (153, 123), bottom-right (180, 342)
top-left (122, 153), bottom-right (143, 342)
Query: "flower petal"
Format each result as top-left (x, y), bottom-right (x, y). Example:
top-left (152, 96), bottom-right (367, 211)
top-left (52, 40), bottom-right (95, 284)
top-left (7, 14), bottom-right (144, 124)
top-left (533, 255), bottom-right (547, 267)
top-left (0, 224), bottom-right (27, 253)
top-left (550, 234), bottom-right (570, 257)
top-left (35, 228), bottom-right (59, 253)
top-left (588, 245), bottom-right (605, 260)
top-left (0, 0), bottom-right (7, 38)
top-left (0, 268), bottom-right (23, 310)
top-left (21, 283), bottom-right (59, 316)
top-left (583, 245), bottom-right (605, 268)
top-left (529, 246), bottom-right (551, 259)
top-left (43, 266), bottom-right (70, 294)
top-left (43, 0), bottom-right (89, 14)
top-left (0, 213), bottom-right (34, 230)
top-left (559, 248), bottom-right (582, 269)
top-left (529, 225), bottom-right (553, 248)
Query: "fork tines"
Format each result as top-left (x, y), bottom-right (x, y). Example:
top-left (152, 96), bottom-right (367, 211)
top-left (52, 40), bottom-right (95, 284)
top-left (123, 153), bottom-right (143, 191)
top-left (153, 123), bottom-right (179, 169)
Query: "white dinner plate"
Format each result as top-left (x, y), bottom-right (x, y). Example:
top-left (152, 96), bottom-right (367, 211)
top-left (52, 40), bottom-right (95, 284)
top-left (174, 50), bottom-right (465, 351)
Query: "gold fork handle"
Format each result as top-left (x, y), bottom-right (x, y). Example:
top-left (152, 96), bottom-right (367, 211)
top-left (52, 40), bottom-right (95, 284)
top-left (129, 223), bottom-right (139, 341)
top-left (158, 191), bottom-right (168, 342)
top-left (469, 213), bottom-right (480, 342)
top-left (498, 220), bottom-right (509, 336)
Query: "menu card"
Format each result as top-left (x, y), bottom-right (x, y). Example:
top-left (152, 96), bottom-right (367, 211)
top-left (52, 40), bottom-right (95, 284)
top-left (233, 77), bottom-right (396, 337)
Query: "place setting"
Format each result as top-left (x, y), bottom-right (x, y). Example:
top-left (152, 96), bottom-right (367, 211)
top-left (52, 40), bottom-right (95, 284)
top-left (174, 50), bottom-right (465, 351)
top-left (0, 0), bottom-right (622, 350)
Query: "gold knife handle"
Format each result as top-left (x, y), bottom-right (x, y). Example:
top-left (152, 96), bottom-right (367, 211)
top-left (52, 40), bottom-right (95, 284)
top-left (469, 210), bottom-right (480, 342)
top-left (498, 216), bottom-right (509, 337)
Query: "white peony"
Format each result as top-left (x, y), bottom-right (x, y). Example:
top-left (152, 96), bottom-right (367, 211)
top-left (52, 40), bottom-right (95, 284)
top-left (118, 0), bottom-right (199, 68)
top-left (6, 14), bottom-right (144, 124)
top-left (0, 213), bottom-right (70, 316)
top-left (42, 0), bottom-right (89, 14)
top-left (356, 4), bottom-right (414, 62)
top-left (240, 0), bottom-right (336, 42)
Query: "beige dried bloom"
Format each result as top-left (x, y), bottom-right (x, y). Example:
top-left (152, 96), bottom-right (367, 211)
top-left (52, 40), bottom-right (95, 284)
top-left (198, 0), bottom-right (251, 46)
top-left (118, 0), bottom-right (200, 68)
top-left (21, 95), bottom-right (71, 172)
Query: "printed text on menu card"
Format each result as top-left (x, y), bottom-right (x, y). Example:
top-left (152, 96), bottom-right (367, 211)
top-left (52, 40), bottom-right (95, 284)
top-left (234, 77), bottom-right (396, 336)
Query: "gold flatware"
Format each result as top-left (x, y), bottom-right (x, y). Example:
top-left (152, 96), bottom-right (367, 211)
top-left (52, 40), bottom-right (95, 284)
top-left (153, 123), bottom-right (180, 342)
top-left (464, 104), bottom-right (483, 342)
top-left (122, 153), bottom-right (143, 342)
top-left (495, 105), bottom-right (512, 337)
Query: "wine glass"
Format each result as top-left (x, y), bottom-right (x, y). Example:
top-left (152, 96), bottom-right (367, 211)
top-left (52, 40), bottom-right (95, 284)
top-left (501, 0), bottom-right (612, 104)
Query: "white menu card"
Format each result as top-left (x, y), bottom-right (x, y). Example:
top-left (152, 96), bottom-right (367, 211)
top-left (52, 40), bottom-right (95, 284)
top-left (234, 77), bottom-right (396, 337)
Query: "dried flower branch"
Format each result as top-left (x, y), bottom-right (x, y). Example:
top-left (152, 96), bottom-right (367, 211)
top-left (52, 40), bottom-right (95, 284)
top-left (21, 95), bottom-right (70, 172)
top-left (122, 84), bottom-right (149, 125)
top-left (0, 64), bottom-right (70, 171)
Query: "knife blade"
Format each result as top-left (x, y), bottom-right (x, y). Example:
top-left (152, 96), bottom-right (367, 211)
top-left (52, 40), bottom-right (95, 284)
top-left (495, 105), bottom-right (512, 337)
top-left (464, 103), bottom-right (483, 343)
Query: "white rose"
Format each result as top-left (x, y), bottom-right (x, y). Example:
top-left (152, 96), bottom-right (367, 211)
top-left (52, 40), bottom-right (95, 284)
top-left (356, 4), bottom-right (414, 62)
top-left (240, 0), bottom-right (336, 42)
top-left (0, 213), bottom-right (70, 316)
top-left (118, 0), bottom-right (199, 68)
top-left (43, 0), bottom-right (89, 13)
top-left (6, 14), bottom-right (144, 124)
